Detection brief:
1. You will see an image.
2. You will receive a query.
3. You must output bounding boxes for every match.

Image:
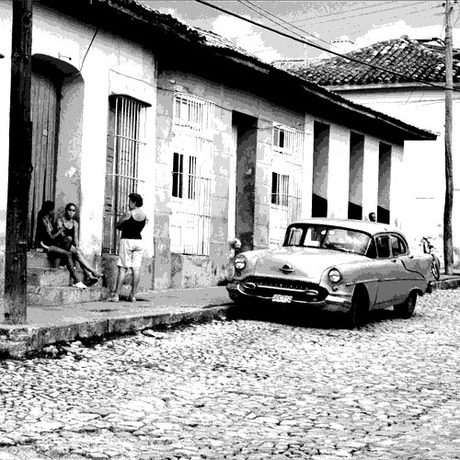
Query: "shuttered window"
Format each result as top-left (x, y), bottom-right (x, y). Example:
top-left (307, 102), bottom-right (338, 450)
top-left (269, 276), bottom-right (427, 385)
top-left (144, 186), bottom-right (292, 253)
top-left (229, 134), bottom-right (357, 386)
top-left (103, 96), bottom-right (147, 253)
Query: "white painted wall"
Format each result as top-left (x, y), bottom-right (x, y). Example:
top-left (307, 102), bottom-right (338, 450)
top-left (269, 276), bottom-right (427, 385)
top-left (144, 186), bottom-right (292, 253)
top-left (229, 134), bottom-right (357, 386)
top-left (328, 124), bottom-right (350, 218)
top-left (0, 2), bottom-right (157, 269)
top-left (335, 86), bottom-right (460, 260)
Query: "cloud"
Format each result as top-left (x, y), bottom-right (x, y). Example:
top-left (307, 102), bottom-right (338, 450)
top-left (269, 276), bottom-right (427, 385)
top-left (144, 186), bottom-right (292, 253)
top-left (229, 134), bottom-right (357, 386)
top-left (212, 15), bottom-right (282, 62)
top-left (317, 20), bottom-right (460, 58)
top-left (355, 20), bottom-right (446, 47)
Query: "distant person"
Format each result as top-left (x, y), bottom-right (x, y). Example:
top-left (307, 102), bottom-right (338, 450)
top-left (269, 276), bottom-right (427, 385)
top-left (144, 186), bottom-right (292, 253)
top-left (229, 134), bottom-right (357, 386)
top-left (368, 212), bottom-right (376, 222)
top-left (56, 202), bottom-right (103, 286)
top-left (110, 193), bottom-right (147, 302)
top-left (35, 201), bottom-right (87, 289)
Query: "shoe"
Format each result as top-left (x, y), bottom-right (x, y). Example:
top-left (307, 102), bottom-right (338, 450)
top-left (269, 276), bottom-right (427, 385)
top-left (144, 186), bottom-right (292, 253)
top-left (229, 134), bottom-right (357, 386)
top-left (109, 295), bottom-right (119, 302)
top-left (73, 281), bottom-right (87, 289)
top-left (86, 277), bottom-right (98, 286)
top-left (128, 295), bottom-right (136, 302)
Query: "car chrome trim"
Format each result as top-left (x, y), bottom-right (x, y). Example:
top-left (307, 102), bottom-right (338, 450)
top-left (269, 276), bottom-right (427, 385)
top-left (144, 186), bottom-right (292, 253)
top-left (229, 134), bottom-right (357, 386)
top-left (241, 282), bottom-right (257, 291)
top-left (346, 278), bottom-right (380, 286)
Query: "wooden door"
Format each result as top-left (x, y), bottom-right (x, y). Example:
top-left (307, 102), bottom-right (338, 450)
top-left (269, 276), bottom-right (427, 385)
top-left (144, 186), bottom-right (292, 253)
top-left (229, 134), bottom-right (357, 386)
top-left (28, 68), bottom-right (60, 246)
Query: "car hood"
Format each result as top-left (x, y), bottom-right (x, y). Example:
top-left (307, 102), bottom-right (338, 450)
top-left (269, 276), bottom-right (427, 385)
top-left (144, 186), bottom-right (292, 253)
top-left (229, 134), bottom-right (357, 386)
top-left (251, 246), bottom-right (365, 282)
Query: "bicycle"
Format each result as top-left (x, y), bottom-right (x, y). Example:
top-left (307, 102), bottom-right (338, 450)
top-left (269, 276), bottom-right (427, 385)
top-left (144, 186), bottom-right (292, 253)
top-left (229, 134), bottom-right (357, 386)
top-left (422, 237), bottom-right (441, 281)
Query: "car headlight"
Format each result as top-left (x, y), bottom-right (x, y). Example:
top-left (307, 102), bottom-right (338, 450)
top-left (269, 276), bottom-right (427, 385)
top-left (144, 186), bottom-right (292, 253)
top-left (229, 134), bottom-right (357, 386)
top-left (328, 268), bottom-right (342, 283)
top-left (234, 256), bottom-right (247, 270)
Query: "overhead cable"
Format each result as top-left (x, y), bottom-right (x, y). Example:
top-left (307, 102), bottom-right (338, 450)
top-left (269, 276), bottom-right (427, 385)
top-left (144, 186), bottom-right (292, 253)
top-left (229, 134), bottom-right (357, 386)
top-left (194, 0), bottom-right (460, 93)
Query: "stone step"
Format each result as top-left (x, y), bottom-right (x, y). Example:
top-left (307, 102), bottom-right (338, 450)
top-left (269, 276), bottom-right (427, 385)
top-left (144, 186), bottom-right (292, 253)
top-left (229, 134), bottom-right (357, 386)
top-left (28, 250), bottom-right (53, 269)
top-left (27, 286), bottom-right (110, 306)
top-left (28, 267), bottom-right (71, 287)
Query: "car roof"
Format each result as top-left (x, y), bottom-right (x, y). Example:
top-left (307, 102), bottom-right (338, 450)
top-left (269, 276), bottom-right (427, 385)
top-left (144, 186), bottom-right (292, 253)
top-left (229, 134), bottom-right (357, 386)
top-left (288, 218), bottom-right (403, 236)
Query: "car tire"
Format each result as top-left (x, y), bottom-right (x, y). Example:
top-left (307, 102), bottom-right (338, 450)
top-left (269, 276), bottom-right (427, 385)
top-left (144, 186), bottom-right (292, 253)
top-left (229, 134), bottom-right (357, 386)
top-left (346, 291), bottom-right (368, 329)
top-left (394, 292), bottom-right (417, 319)
top-left (431, 255), bottom-right (441, 281)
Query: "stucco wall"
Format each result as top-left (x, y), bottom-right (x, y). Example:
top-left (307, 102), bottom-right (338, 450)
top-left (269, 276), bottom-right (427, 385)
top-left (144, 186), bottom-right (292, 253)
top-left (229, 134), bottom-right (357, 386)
top-left (336, 87), bottom-right (459, 261)
top-left (155, 70), bottom-right (307, 287)
top-left (0, 2), bottom-right (157, 294)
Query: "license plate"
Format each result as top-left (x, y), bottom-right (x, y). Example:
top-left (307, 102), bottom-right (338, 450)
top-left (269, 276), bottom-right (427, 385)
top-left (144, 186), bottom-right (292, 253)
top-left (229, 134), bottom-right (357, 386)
top-left (272, 294), bottom-right (293, 303)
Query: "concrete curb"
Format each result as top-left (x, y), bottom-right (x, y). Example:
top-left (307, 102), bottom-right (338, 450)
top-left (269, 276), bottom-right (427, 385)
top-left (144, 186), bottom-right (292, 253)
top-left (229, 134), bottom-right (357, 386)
top-left (429, 276), bottom-right (460, 292)
top-left (0, 305), bottom-right (235, 360)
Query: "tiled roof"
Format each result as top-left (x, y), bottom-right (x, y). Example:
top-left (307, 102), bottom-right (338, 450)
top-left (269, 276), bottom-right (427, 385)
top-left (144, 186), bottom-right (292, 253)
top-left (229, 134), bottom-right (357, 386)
top-left (192, 27), bottom-right (262, 62)
top-left (273, 36), bottom-right (460, 86)
top-left (111, 1), bottom-right (262, 63)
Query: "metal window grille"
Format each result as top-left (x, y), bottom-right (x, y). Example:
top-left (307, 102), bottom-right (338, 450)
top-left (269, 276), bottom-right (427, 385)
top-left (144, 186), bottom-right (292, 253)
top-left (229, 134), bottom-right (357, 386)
top-left (270, 124), bottom-right (304, 247)
top-left (171, 93), bottom-right (214, 255)
top-left (104, 96), bottom-right (146, 253)
top-left (174, 94), bottom-right (214, 136)
top-left (273, 125), bottom-right (303, 159)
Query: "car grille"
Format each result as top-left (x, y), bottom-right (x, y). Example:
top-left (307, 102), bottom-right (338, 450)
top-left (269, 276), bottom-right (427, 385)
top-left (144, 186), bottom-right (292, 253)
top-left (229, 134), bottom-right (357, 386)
top-left (241, 276), bottom-right (328, 302)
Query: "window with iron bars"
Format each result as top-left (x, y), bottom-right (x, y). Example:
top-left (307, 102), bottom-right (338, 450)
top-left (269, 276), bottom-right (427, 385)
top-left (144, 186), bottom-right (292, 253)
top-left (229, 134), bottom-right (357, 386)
top-left (271, 172), bottom-right (289, 207)
top-left (103, 95), bottom-right (147, 253)
top-left (273, 125), bottom-right (303, 157)
top-left (170, 93), bottom-right (214, 255)
top-left (270, 124), bottom-right (304, 247)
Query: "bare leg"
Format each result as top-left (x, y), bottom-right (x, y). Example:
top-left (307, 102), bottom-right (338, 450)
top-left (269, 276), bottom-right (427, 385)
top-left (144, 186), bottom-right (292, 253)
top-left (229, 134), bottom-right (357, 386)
top-left (71, 248), bottom-right (102, 277)
top-left (47, 246), bottom-right (81, 285)
top-left (114, 267), bottom-right (128, 299)
top-left (131, 267), bottom-right (140, 301)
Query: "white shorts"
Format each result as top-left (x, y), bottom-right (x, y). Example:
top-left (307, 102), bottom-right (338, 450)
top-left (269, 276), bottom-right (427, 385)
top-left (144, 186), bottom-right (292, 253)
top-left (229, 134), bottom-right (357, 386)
top-left (118, 239), bottom-right (143, 269)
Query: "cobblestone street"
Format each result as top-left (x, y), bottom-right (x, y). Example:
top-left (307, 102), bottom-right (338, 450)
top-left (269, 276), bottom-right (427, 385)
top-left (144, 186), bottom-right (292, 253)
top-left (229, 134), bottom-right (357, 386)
top-left (1, 289), bottom-right (460, 460)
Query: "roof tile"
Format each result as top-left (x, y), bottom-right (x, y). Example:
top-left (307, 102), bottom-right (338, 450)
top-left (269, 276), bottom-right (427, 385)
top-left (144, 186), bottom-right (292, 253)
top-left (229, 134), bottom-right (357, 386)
top-left (273, 36), bottom-right (460, 86)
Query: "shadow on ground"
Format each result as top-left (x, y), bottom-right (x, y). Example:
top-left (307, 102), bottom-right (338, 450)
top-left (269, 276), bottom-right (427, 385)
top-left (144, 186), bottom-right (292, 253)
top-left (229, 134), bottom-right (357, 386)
top-left (227, 303), bottom-right (398, 330)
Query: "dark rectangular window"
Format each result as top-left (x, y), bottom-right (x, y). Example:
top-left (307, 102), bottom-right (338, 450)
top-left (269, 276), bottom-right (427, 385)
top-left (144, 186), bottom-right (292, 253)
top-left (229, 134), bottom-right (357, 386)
top-left (172, 152), bottom-right (184, 198)
top-left (188, 156), bottom-right (197, 200)
top-left (271, 172), bottom-right (289, 206)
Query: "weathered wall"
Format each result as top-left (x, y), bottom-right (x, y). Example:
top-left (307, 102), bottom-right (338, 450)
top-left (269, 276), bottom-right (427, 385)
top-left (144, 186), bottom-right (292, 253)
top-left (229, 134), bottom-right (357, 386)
top-left (155, 69), bottom-right (307, 287)
top-left (335, 87), bottom-right (456, 260)
top-left (0, 2), bottom-right (157, 295)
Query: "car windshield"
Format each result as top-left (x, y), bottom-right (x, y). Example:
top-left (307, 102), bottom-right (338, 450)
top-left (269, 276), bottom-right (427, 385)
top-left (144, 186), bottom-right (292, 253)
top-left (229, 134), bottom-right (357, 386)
top-left (283, 224), bottom-right (372, 256)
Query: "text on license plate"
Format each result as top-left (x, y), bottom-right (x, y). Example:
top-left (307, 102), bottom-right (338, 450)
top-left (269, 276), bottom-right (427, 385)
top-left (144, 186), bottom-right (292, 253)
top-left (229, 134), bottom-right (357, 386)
top-left (272, 294), bottom-right (293, 303)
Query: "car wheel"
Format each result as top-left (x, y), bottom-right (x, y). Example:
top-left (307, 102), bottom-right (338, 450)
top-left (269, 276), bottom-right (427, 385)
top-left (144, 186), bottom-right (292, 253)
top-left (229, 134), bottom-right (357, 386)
top-left (431, 255), bottom-right (441, 281)
top-left (394, 292), bottom-right (417, 319)
top-left (346, 291), bottom-right (368, 329)
top-left (229, 291), bottom-right (243, 305)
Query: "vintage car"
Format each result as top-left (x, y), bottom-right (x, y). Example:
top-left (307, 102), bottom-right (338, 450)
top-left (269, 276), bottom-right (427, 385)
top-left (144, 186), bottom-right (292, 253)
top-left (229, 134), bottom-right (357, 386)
top-left (226, 218), bottom-right (433, 328)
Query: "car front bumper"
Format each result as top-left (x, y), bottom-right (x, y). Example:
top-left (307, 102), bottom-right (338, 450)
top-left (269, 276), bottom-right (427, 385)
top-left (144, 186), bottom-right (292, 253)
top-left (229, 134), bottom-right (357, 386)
top-left (226, 282), bottom-right (352, 313)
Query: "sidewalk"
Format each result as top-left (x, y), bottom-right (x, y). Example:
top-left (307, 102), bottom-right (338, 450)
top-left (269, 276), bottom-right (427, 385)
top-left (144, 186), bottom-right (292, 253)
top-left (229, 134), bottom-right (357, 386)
top-left (1, 274), bottom-right (459, 359)
top-left (0, 286), bottom-right (234, 359)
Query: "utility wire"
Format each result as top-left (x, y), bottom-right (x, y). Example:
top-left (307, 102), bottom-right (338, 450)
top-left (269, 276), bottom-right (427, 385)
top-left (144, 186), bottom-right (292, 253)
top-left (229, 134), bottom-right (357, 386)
top-left (195, 0), bottom-right (459, 93)
top-left (294, 1), bottom-right (425, 27)
top-left (238, 0), bottom-right (358, 57)
top-left (289, 0), bottom-right (400, 24)
top-left (238, 0), bottom-right (331, 47)
top-left (315, 4), bottom-right (442, 38)
top-left (239, 1), bottom-right (438, 57)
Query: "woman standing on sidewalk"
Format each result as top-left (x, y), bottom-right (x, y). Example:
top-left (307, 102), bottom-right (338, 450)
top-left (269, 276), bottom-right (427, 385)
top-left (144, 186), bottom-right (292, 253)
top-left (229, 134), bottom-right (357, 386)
top-left (110, 193), bottom-right (147, 302)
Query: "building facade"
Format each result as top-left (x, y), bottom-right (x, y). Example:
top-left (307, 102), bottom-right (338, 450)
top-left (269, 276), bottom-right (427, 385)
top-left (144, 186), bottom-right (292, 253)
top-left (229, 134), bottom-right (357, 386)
top-left (0, 2), bottom-right (436, 299)
top-left (274, 36), bottom-right (460, 261)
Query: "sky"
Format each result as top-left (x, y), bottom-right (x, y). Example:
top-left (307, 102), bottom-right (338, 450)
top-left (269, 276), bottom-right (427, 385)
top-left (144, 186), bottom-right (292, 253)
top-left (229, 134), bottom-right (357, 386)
top-left (140, 1), bottom-right (459, 63)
